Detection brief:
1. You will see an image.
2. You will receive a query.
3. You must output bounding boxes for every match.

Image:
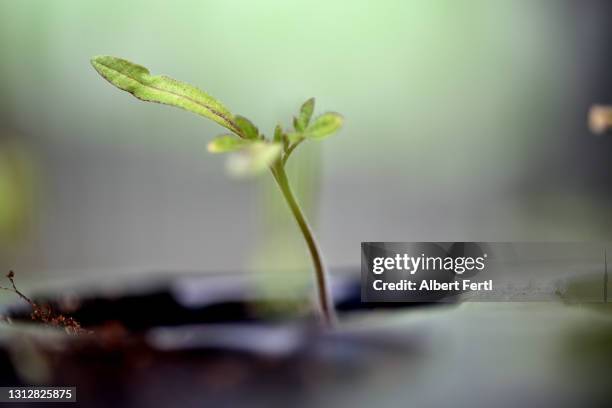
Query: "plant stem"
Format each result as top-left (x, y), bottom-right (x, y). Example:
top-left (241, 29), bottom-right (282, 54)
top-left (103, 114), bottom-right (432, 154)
top-left (271, 164), bottom-right (336, 327)
top-left (282, 138), bottom-right (304, 166)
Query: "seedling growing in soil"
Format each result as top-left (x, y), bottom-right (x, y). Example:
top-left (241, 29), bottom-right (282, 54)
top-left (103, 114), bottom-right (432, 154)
top-left (90, 56), bottom-right (343, 326)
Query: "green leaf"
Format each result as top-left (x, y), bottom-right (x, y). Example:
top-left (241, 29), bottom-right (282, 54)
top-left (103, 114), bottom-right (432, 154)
top-left (90, 56), bottom-right (241, 135)
top-left (235, 115), bottom-right (259, 140)
top-left (207, 135), bottom-right (249, 153)
top-left (305, 112), bottom-right (344, 140)
top-left (296, 97), bottom-right (315, 131)
top-left (226, 142), bottom-right (282, 177)
top-left (292, 116), bottom-right (301, 132)
top-left (286, 132), bottom-right (303, 143)
top-left (273, 124), bottom-right (283, 143)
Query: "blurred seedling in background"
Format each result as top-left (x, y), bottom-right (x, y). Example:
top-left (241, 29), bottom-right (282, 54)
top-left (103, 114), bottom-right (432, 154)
top-left (0, 137), bottom-right (37, 247)
top-left (589, 105), bottom-right (612, 135)
top-left (90, 56), bottom-right (343, 326)
top-left (588, 105), bottom-right (611, 303)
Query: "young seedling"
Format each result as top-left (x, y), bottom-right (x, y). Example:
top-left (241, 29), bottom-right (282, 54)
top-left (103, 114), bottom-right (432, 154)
top-left (90, 56), bottom-right (343, 326)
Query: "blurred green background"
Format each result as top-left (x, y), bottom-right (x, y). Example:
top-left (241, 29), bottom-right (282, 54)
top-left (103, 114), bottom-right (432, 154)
top-left (0, 0), bottom-right (611, 282)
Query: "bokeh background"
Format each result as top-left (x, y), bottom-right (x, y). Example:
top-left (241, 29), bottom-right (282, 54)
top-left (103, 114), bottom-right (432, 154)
top-left (1, 0), bottom-right (611, 283)
top-left (2, 2), bottom-right (612, 407)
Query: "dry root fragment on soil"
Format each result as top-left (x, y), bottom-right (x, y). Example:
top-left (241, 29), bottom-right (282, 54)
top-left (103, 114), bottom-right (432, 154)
top-left (0, 271), bottom-right (87, 335)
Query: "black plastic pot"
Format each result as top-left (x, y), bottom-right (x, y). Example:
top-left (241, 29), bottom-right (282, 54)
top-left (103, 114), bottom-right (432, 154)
top-left (0, 270), bottom-right (435, 408)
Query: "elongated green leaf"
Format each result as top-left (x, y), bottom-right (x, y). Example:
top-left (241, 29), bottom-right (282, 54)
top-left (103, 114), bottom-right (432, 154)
top-left (235, 115), bottom-right (259, 140)
top-left (90, 56), bottom-right (241, 135)
top-left (305, 112), bottom-right (344, 140)
top-left (226, 142), bottom-right (282, 177)
top-left (296, 97), bottom-right (315, 131)
top-left (207, 135), bottom-right (249, 153)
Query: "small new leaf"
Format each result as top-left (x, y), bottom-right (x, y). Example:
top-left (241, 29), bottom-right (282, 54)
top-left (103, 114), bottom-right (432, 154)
top-left (305, 112), bottom-right (344, 140)
top-left (286, 132), bottom-right (303, 143)
top-left (90, 56), bottom-right (241, 135)
top-left (293, 116), bottom-right (302, 132)
top-left (226, 142), bottom-right (282, 177)
top-left (207, 135), bottom-right (249, 153)
top-left (296, 98), bottom-right (315, 131)
top-left (273, 124), bottom-right (283, 143)
top-left (235, 115), bottom-right (259, 140)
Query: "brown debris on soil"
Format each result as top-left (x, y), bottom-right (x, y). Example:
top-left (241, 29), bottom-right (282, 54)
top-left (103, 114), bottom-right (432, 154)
top-left (0, 271), bottom-right (88, 335)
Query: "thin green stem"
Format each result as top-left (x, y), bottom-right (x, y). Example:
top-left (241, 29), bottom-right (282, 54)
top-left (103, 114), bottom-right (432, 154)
top-left (271, 163), bottom-right (335, 327)
top-left (282, 138), bottom-right (304, 166)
